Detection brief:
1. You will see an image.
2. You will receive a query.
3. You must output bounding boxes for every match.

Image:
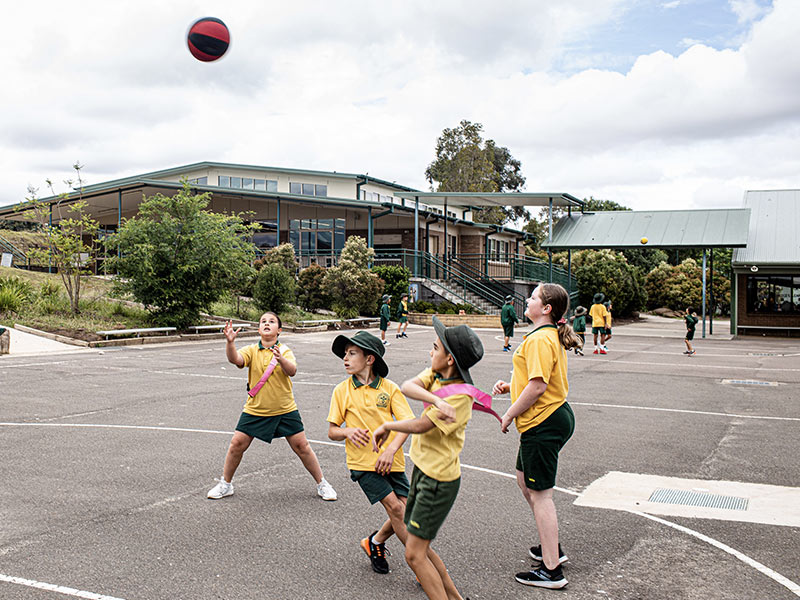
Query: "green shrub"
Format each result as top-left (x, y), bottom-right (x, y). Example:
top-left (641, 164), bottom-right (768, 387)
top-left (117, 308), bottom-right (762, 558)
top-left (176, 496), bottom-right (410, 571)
top-left (0, 287), bottom-right (25, 313)
top-left (0, 275), bottom-right (33, 300)
top-left (323, 237), bottom-right (383, 318)
top-left (255, 243), bottom-right (297, 273)
top-left (644, 258), bottom-right (729, 314)
top-left (35, 293), bottom-right (70, 315)
top-left (371, 265), bottom-right (410, 312)
top-left (296, 264), bottom-right (331, 311)
top-left (38, 280), bottom-right (61, 299)
top-left (252, 264), bottom-right (296, 313)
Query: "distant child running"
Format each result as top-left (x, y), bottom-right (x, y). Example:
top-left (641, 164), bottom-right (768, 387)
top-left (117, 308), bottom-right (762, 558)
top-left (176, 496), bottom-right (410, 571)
top-left (501, 295), bottom-right (519, 352)
top-left (589, 293), bottom-right (609, 354)
top-left (396, 293), bottom-right (410, 339)
top-left (493, 283), bottom-right (579, 590)
top-left (570, 306), bottom-right (586, 356)
top-left (327, 331), bottom-right (415, 574)
top-left (603, 301), bottom-right (613, 351)
top-left (373, 317), bottom-right (484, 600)
top-left (683, 307), bottom-right (698, 355)
top-left (207, 313), bottom-right (337, 501)
top-left (379, 294), bottom-right (392, 346)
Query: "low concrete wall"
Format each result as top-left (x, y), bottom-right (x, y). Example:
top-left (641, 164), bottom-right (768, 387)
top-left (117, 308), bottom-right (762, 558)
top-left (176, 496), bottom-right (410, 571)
top-left (407, 312), bottom-right (502, 328)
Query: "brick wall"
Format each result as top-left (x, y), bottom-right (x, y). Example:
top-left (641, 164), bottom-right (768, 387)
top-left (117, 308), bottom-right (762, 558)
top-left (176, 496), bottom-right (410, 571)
top-left (408, 312), bottom-right (502, 328)
top-left (459, 235), bottom-right (483, 254)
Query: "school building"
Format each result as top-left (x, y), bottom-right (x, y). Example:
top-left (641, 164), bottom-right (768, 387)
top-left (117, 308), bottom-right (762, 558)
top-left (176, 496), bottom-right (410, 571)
top-left (731, 190), bottom-right (800, 336)
top-left (0, 161), bottom-right (581, 315)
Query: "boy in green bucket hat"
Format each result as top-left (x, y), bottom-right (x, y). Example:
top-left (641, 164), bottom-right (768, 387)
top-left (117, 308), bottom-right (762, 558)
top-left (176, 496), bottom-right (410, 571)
top-left (373, 316), bottom-right (483, 600)
top-left (327, 330), bottom-right (415, 574)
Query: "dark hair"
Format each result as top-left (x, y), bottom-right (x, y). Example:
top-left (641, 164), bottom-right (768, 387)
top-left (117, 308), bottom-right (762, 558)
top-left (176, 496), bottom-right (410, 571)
top-left (537, 283), bottom-right (582, 350)
top-left (686, 307), bottom-right (694, 314)
top-left (260, 311), bottom-right (282, 329)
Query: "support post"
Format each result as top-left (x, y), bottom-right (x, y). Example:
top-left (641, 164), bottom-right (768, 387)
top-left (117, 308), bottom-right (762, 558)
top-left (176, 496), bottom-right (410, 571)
top-left (414, 196), bottom-right (419, 277)
top-left (567, 250), bottom-right (572, 294)
top-left (368, 206), bottom-right (373, 248)
top-left (701, 248), bottom-right (707, 338)
top-left (276, 199), bottom-right (281, 246)
top-left (548, 197), bottom-right (553, 282)
top-left (710, 248), bottom-right (714, 335)
top-left (443, 198), bottom-right (448, 279)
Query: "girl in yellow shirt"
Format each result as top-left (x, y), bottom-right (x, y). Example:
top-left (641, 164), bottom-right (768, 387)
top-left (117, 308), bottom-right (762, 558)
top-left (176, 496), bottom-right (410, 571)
top-left (493, 283), bottom-right (580, 589)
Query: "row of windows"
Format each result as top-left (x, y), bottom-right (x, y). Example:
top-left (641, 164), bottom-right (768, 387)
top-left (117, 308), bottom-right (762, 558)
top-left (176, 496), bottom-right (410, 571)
top-left (218, 176), bottom-right (279, 192)
top-left (746, 276), bottom-right (800, 314)
top-left (289, 218), bottom-right (345, 230)
top-left (488, 238), bottom-right (511, 261)
top-left (289, 182), bottom-right (328, 197)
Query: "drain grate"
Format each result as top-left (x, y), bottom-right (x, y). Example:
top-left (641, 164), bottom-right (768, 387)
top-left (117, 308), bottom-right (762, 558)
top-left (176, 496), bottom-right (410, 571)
top-left (648, 488), bottom-right (749, 511)
top-left (721, 379), bottom-right (777, 386)
top-left (749, 352), bottom-right (780, 357)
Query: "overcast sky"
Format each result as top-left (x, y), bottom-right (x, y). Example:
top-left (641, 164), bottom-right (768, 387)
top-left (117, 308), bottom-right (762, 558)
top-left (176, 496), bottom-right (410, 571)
top-left (2, 0), bottom-right (796, 212)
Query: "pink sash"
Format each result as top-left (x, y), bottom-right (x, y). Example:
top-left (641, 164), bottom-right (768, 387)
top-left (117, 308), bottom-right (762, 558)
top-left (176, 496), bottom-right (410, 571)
top-left (425, 383), bottom-right (501, 422)
top-left (248, 357), bottom-right (279, 397)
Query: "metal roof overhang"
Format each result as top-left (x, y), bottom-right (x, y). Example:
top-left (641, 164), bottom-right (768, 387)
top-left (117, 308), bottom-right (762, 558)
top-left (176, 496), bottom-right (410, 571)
top-left (0, 179), bottom-right (386, 222)
top-left (394, 192), bottom-right (583, 209)
top-left (542, 209), bottom-right (751, 250)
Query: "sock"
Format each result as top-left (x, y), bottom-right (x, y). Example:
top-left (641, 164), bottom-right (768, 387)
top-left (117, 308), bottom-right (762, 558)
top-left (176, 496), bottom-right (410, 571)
top-left (371, 533), bottom-right (383, 546)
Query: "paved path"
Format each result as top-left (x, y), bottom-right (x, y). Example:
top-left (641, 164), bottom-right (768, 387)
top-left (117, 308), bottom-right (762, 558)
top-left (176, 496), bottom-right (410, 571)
top-left (1, 321), bottom-right (798, 599)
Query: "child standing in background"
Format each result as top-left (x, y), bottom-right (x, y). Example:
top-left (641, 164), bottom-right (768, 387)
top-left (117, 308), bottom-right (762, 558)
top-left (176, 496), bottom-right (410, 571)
top-left (603, 301), bottom-right (613, 351)
top-left (684, 307), bottom-right (698, 355)
top-left (501, 295), bottom-right (519, 352)
top-left (589, 293), bottom-right (608, 355)
top-left (379, 294), bottom-right (392, 345)
top-left (396, 293), bottom-right (410, 339)
top-left (570, 306), bottom-right (586, 356)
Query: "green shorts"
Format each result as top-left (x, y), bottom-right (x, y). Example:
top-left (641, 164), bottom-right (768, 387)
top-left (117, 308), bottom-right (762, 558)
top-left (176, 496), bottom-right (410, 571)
top-left (380, 317), bottom-right (389, 331)
top-left (404, 466), bottom-right (460, 540)
top-left (503, 323), bottom-right (514, 337)
top-left (686, 329), bottom-right (695, 340)
top-left (350, 470), bottom-right (410, 504)
top-left (398, 316), bottom-right (408, 324)
top-left (605, 327), bottom-right (611, 335)
top-left (236, 410), bottom-right (304, 444)
top-left (592, 326), bottom-right (603, 334)
top-left (516, 402), bottom-right (575, 491)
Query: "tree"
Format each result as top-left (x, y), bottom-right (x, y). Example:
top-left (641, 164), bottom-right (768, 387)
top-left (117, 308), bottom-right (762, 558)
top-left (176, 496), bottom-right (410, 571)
top-left (323, 236), bottom-right (384, 319)
top-left (371, 265), bottom-right (410, 312)
top-left (19, 162), bottom-right (100, 314)
top-left (255, 243), bottom-right (297, 273)
top-left (296, 263), bottom-right (331, 312)
top-left (252, 263), bottom-right (295, 314)
top-left (108, 182), bottom-right (256, 328)
top-left (572, 249), bottom-right (646, 317)
top-left (425, 120), bottom-right (527, 225)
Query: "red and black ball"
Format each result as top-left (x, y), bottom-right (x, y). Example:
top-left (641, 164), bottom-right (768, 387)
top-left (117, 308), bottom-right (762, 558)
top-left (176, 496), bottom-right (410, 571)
top-left (187, 17), bottom-right (230, 62)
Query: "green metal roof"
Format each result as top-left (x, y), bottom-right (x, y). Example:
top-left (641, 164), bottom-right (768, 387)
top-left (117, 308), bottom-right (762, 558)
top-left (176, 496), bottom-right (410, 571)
top-left (542, 209), bottom-right (751, 249)
top-left (732, 190), bottom-right (800, 266)
top-left (395, 191), bottom-right (583, 208)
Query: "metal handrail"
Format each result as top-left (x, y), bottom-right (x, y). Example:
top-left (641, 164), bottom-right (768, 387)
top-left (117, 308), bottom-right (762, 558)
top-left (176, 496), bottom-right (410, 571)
top-left (0, 233), bottom-right (29, 268)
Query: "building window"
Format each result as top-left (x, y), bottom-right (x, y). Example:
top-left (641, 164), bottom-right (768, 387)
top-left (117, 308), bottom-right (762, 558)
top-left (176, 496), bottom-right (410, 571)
top-left (219, 175), bottom-right (230, 187)
top-left (746, 275), bottom-right (800, 313)
top-left (242, 178), bottom-right (254, 190)
top-left (188, 176), bottom-right (207, 185)
top-left (230, 177), bottom-right (242, 188)
top-left (288, 217), bottom-right (346, 255)
top-left (252, 220), bottom-right (278, 249)
top-left (315, 184), bottom-right (328, 197)
top-left (290, 182), bottom-right (327, 197)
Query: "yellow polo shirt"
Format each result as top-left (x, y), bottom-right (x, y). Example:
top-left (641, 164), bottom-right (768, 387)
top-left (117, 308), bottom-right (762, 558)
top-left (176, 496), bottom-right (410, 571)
top-left (239, 341), bottom-right (297, 417)
top-left (409, 368), bottom-right (472, 482)
top-left (510, 325), bottom-right (568, 434)
top-left (328, 375), bottom-right (415, 472)
top-left (605, 310), bottom-right (612, 328)
top-left (589, 303), bottom-right (608, 328)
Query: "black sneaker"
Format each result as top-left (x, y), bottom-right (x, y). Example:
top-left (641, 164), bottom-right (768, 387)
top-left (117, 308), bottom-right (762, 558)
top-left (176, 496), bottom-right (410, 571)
top-left (529, 543), bottom-right (568, 565)
top-left (515, 565), bottom-right (568, 589)
top-left (401, 332), bottom-right (408, 338)
top-left (360, 531), bottom-right (389, 574)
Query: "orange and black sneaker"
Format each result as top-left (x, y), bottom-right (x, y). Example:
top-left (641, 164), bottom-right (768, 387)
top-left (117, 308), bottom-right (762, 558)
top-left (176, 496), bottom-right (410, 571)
top-left (361, 531), bottom-right (389, 574)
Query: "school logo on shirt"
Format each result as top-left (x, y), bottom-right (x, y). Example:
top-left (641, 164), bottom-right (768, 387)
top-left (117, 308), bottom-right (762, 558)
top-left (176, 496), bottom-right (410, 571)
top-left (376, 392), bottom-right (389, 408)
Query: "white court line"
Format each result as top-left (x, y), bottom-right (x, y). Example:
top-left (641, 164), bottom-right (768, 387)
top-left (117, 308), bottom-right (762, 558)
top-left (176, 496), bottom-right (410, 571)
top-left (568, 402), bottom-right (800, 422)
top-left (0, 573), bottom-right (126, 600)
top-left (1, 421), bottom-right (798, 597)
top-left (600, 358), bottom-right (800, 373)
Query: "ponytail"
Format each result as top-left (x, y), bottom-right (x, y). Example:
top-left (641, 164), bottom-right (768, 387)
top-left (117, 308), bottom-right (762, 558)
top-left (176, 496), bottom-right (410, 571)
top-left (539, 283), bottom-right (582, 351)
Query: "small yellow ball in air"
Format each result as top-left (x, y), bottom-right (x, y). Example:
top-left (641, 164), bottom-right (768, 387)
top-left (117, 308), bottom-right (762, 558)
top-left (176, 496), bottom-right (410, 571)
top-left (640, 237), bottom-right (648, 244)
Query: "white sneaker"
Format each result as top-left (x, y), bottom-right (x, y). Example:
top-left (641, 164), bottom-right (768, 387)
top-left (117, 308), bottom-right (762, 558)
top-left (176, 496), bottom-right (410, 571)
top-left (317, 478), bottom-right (337, 501)
top-left (207, 478), bottom-right (234, 499)
top-left (383, 340), bottom-right (390, 346)
top-left (602, 345), bottom-right (609, 352)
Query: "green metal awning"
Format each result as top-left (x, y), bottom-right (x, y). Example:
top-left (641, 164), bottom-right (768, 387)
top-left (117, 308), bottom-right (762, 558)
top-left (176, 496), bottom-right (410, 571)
top-left (542, 209), bottom-right (751, 250)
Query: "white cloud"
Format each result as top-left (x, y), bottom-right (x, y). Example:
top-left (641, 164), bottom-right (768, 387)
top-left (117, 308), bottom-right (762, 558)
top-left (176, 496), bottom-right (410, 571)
top-left (1, 0), bottom-right (798, 215)
top-left (662, 1), bottom-right (682, 8)
top-left (728, 0), bottom-right (771, 24)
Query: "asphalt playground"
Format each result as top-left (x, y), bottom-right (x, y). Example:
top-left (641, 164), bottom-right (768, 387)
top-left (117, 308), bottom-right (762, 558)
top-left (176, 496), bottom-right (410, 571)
top-left (1, 315), bottom-right (799, 600)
